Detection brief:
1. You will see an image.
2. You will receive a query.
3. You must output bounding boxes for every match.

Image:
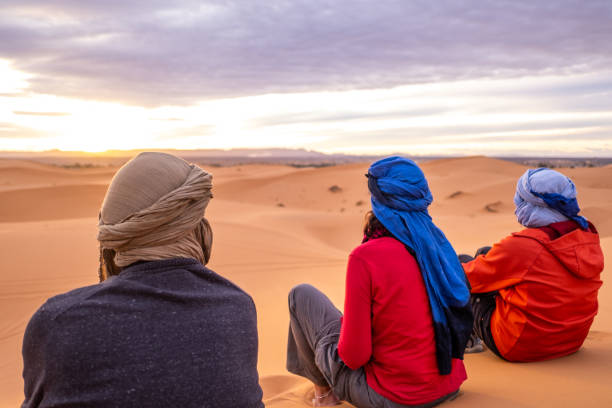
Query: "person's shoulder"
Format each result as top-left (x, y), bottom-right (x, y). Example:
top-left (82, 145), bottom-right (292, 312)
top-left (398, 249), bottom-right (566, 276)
top-left (24, 282), bottom-right (104, 341)
top-left (350, 237), bottom-right (406, 259)
top-left (38, 282), bottom-right (105, 321)
top-left (504, 227), bottom-right (549, 247)
top-left (508, 226), bottom-right (577, 257)
top-left (202, 266), bottom-right (256, 306)
top-left (484, 229), bottom-right (546, 266)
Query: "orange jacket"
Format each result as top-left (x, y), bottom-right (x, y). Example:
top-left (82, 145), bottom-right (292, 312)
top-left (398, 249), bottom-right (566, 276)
top-left (464, 222), bottom-right (603, 362)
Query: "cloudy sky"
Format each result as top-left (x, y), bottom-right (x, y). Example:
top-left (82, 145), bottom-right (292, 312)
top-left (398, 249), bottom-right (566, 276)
top-left (1, 0), bottom-right (611, 155)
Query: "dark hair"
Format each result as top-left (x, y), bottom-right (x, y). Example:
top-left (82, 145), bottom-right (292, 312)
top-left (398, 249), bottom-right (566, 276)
top-left (99, 248), bottom-right (121, 282)
top-left (363, 211), bottom-right (416, 256)
top-left (363, 211), bottom-right (390, 237)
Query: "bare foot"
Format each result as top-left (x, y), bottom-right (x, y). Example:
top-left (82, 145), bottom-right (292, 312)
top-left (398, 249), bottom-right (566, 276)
top-left (312, 385), bottom-right (341, 407)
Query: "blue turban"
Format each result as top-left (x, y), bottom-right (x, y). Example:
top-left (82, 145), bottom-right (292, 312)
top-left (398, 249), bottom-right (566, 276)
top-left (514, 168), bottom-right (588, 230)
top-left (367, 156), bottom-right (473, 375)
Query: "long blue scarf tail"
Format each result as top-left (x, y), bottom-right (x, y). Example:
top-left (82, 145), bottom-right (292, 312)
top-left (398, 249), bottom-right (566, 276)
top-left (368, 157), bottom-right (473, 375)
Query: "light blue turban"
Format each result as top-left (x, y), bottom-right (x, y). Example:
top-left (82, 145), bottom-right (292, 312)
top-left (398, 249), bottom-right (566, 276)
top-left (514, 168), bottom-right (588, 230)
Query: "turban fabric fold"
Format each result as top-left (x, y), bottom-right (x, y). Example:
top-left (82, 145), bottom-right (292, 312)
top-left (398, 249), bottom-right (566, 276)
top-left (367, 156), bottom-right (473, 375)
top-left (97, 152), bottom-right (213, 281)
top-left (514, 168), bottom-right (588, 230)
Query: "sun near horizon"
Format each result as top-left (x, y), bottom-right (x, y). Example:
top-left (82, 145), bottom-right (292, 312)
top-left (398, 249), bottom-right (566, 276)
top-left (2, 55), bottom-right (612, 157)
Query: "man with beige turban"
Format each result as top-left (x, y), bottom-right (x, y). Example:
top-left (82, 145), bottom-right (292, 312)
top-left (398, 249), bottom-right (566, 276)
top-left (21, 152), bottom-right (264, 408)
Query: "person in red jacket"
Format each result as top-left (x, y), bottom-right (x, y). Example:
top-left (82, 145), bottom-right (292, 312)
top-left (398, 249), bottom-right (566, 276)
top-left (462, 168), bottom-right (604, 362)
top-left (286, 157), bottom-right (471, 407)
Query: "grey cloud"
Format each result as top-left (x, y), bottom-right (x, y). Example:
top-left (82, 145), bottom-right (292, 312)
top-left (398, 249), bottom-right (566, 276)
top-left (320, 128), bottom-right (612, 156)
top-left (321, 121), bottom-right (612, 144)
top-left (250, 107), bottom-right (448, 127)
top-left (471, 73), bottom-right (612, 106)
top-left (444, 129), bottom-right (612, 144)
top-left (1, 0), bottom-right (612, 105)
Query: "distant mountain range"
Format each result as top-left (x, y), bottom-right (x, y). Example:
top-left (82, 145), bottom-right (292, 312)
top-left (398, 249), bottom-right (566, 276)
top-left (0, 148), bottom-right (376, 167)
top-left (0, 147), bottom-right (334, 158)
top-left (1, 148), bottom-right (610, 168)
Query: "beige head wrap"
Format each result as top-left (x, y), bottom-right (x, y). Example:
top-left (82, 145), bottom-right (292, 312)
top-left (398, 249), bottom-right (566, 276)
top-left (97, 152), bottom-right (213, 281)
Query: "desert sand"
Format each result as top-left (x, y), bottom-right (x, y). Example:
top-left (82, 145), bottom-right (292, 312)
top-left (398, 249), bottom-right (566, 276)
top-left (1, 156), bottom-right (610, 407)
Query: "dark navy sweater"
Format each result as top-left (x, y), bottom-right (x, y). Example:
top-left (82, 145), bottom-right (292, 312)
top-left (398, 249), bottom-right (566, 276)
top-left (22, 258), bottom-right (264, 408)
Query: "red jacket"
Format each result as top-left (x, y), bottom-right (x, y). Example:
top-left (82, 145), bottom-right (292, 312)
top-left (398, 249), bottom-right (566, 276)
top-left (338, 237), bottom-right (467, 405)
top-left (464, 221), bottom-right (603, 362)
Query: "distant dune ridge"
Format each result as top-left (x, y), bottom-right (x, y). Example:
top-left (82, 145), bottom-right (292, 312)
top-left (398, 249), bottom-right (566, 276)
top-left (0, 156), bottom-right (610, 407)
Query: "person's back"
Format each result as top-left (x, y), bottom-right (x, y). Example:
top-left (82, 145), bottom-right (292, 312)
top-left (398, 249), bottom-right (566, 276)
top-left (465, 221), bottom-right (603, 361)
top-left (463, 167), bottom-right (604, 362)
top-left (285, 157), bottom-right (471, 408)
top-left (21, 152), bottom-right (264, 407)
top-left (23, 258), bottom-right (263, 408)
top-left (340, 237), bottom-right (466, 405)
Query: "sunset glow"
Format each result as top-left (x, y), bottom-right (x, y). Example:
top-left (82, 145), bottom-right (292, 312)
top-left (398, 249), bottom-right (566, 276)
top-left (1, 1), bottom-right (611, 156)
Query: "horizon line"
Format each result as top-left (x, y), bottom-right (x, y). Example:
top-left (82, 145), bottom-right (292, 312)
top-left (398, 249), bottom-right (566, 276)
top-left (0, 147), bottom-right (611, 160)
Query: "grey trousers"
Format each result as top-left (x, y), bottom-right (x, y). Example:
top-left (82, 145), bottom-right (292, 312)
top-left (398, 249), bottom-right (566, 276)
top-left (286, 284), bottom-right (459, 408)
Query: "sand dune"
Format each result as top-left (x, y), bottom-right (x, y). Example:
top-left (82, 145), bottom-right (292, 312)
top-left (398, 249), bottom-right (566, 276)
top-left (212, 163), bottom-right (371, 212)
top-left (0, 185), bottom-right (107, 222)
top-left (0, 160), bottom-right (114, 192)
top-left (0, 157), bottom-right (610, 407)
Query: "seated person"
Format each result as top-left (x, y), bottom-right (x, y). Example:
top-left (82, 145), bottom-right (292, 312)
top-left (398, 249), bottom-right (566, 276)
top-left (462, 168), bottom-right (603, 362)
top-left (286, 157), bottom-right (472, 407)
top-left (22, 152), bottom-right (263, 408)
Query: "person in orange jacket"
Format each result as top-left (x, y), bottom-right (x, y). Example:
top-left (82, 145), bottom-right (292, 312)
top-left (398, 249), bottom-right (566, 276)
top-left (461, 167), bottom-right (603, 362)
